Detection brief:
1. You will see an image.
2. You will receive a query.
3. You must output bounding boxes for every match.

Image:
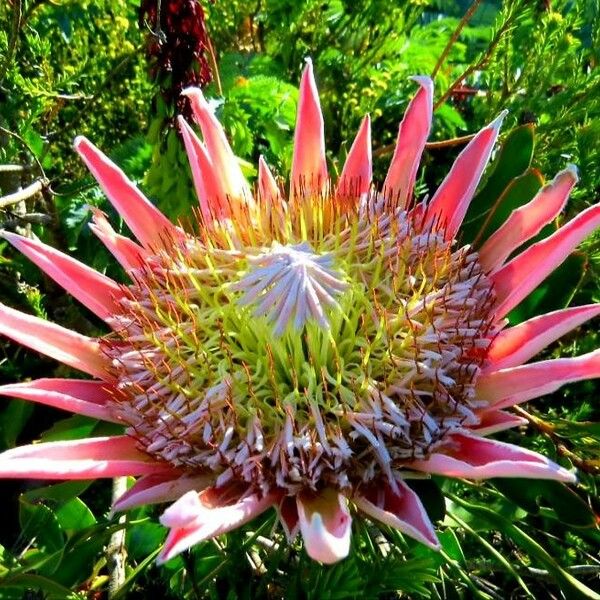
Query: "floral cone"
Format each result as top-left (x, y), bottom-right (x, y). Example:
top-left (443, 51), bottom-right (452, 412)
top-left (0, 60), bottom-right (599, 565)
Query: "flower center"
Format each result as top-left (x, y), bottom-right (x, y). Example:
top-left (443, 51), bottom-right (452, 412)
top-left (232, 242), bottom-right (347, 335)
top-left (103, 195), bottom-right (497, 494)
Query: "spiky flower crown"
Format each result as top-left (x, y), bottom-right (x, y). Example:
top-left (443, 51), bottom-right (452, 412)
top-left (0, 60), bottom-right (598, 565)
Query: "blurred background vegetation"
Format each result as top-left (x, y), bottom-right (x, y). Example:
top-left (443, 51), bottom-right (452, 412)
top-left (0, 0), bottom-right (599, 598)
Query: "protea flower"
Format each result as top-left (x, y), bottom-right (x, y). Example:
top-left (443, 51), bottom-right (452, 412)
top-left (1, 60), bottom-right (599, 565)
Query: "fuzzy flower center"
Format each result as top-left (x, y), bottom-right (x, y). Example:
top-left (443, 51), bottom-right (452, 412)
top-left (232, 242), bottom-right (347, 335)
top-left (103, 194), bottom-right (497, 494)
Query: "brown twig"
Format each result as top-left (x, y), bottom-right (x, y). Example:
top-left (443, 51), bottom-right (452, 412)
top-left (0, 126), bottom-right (46, 177)
top-left (513, 406), bottom-right (600, 475)
top-left (0, 164), bottom-right (25, 174)
top-left (0, 178), bottom-right (48, 209)
top-left (431, 0), bottom-right (483, 80)
top-left (206, 35), bottom-right (222, 96)
top-left (107, 477), bottom-right (128, 599)
top-left (373, 132), bottom-right (476, 159)
top-left (433, 11), bottom-right (517, 111)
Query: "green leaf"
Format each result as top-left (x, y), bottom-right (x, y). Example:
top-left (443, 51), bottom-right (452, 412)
top-left (449, 494), bottom-right (600, 600)
top-left (0, 574), bottom-right (78, 600)
top-left (126, 521), bottom-right (165, 562)
top-left (553, 418), bottom-right (600, 440)
top-left (480, 124), bottom-right (535, 191)
top-left (448, 509), bottom-right (535, 598)
top-left (508, 251), bottom-right (587, 324)
top-left (40, 415), bottom-right (98, 442)
top-left (444, 491), bottom-right (526, 532)
top-left (0, 399), bottom-right (34, 450)
top-left (22, 481), bottom-right (92, 505)
top-left (438, 530), bottom-right (465, 564)
top-left (464, 168), bottom-right (543, 246)
top-left (111, 548), bottom-right (161, 600)
top-left (55, 498), bottom-right (96, 533)
top-left (493, 479), bottom-right (596, 528)
top-left (18, 499), bottom-right (64, 575)
top-left (50, 529), bottom-right (106, 588)
top-left (461, 124), bottom-right (537, 243)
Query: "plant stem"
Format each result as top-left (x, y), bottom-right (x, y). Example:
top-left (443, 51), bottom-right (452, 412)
top-left (0, 164), bottom-right (25, 174)
top-left (431, 0), bottom-right (483, 80)
top-left (433, 9), bottom-right (517, 111)
top-left (107, 477), bottom-right (128, 599)
top-left (373, 133), bottom-right (476, 159)
top-left (207, 35), bottom-right (223, 96)
top-left (513, 406), bottom-right (600, 475)
top-left (0, 178), bottom-right (48, 209)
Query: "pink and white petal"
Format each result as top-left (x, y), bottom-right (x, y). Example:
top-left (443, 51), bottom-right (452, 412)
top-left (290, 59), bottom-right (328, 200)
top-left (88, 208), bottom-right (148, 272)
top-left (410, 432), bottom-right (575, 482)
top-left (477, 349), bottom-right (600, 408)
top-left (178, 116), bottom-right (223, 222)
top-left (296, 488), bottom-right (352, 564)
top-left (0, 435), bottom-right (166, 479)
top-left (113, 472), bottom-right (212, 512)
top-left (0, 378), bottom-right (120, 422)
top-left (426, 111), bottom-right (507, 239)
top-left (484, 304), bottom-right (600, 371)
top-left (74, 136), bottom-right (184, 249)
top-left (1, 231), bottom-right (123, 322)
top-left (0, 303), bottom-right (108, 380)
top-left (337, 115), bottom-right (372, 198)
top-left (383, 76), bottom-right (433, 208)
top-left (354, 480), bottom-right (439, 549)
top-left (277, 495), bottom-right (300, 541)
top-left (158, 489), bottom-right (276, 564)
top-left (181, 88), bottom-right (253, 206)
top-left (491, 203), bottom-right (600, 318)
top-left (471, 410), bottom-right (528, 436)
top-left (478, 166), bottom-right (578, 272)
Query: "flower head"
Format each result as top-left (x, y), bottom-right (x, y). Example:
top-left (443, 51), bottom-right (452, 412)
top-left (1, 60), bottom-right (599, 565)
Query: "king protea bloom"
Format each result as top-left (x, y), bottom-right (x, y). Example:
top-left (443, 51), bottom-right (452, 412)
top-left (1, 60), bottom-right (599, 565)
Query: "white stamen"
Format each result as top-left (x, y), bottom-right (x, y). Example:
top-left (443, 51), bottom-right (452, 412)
top-left (233, 242), bottom-right (347, 335)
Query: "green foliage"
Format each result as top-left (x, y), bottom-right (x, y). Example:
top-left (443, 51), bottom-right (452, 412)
top-left (0, 0), bottom-right (599, 599)
top-left (0, 0), bottom-right (151, 181)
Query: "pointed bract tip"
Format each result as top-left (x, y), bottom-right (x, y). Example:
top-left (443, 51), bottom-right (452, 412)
top-left (562, 470), bottom-right (578, 484)
top-left (0, 229), bottom-right (22, 244)
top-left (73, 135), bottom-right (87, 150)
top-left (73, 136), bottom-right (99, 159)
top-left (180, 86), bottom-right (204, 100)
top-left (490, 109), bottom-right (509, 131)
top-left (159, 490), bottom-right (201, 528)
top-left (410, 75), bottom-right (434, 93)
top-left (562, 163), bottom-right (579, 183)
top-left (300, 57), bottom-right (317, 84)
top-left (176, 115), bottom-right (192, 135)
